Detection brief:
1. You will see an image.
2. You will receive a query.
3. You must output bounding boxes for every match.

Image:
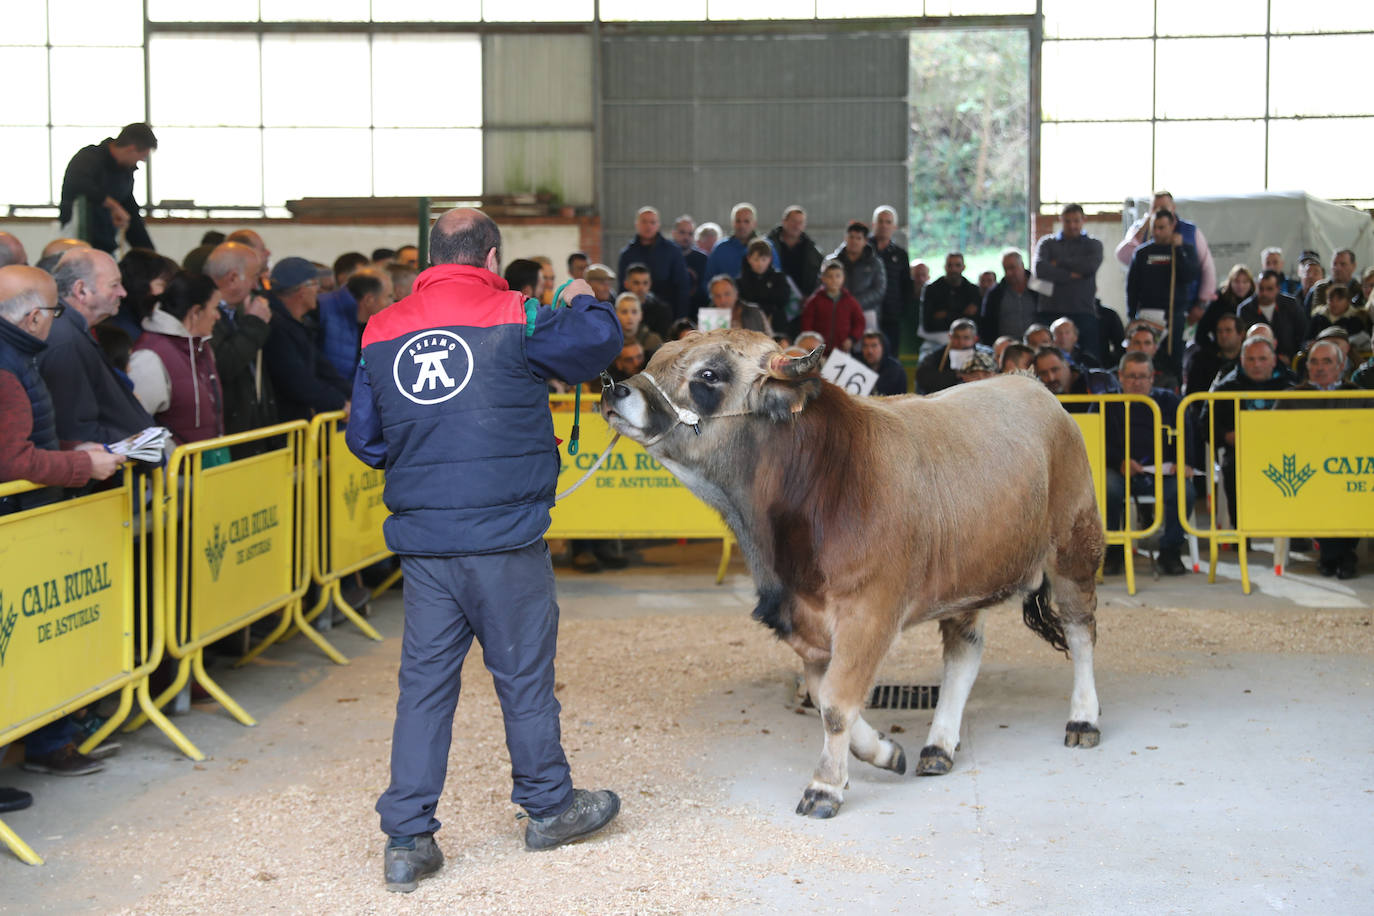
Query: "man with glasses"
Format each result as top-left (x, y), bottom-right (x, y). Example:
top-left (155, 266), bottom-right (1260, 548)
top-left (1102, 350), bottom-right (1197, 577)
top-left (262, 257), bottom-right (350, 423)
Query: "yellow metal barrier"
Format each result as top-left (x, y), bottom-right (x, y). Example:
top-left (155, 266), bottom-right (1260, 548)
top-left (1057, 394), bottom-right (1165, 595)
top-left (1, 469), bottom-right (194, 865)
top-left (125, 422), bottom-right (309, 737)
top-left (243, 411), bottom-right (388, 665)
top-left (1177, 389), bottom-right (1374, 593)
top-left (546, 394), bottom-right (733, 581)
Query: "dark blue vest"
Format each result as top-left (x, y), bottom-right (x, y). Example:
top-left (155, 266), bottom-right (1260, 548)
top-left (0, 318), bottom-right (61, 514)
top-left (358, 267), bottom-right (556, 556)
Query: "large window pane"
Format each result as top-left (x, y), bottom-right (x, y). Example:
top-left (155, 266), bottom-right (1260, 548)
top-left (147, 0), bottom-right (259, 20)
top-left (49, 0), bottom-right (142, 46)
top-left (1154, 120), bottom-right (1266, 197)
top-left (262, 128), bottom-right (371, 204)
top-left (261, 36), bottom-right (371, 128)
top-left (152, 128), bottom-right (263, 206)
top-left (371, 35), bottom-right (482, 128)
top-left (1042, 0), bottom-right (1153, 39)
top-left (1156, 38), bottom-right (1265, 119)
top-left (1157, 0), bottom-right (1266, 35)
top-left (49, 48), bottom-right (145, 125)
top-left (50, 126), bottom-right (147, 205)
top-left (1042, 40), bottom-right (1152, 121)
top-left (261, 0), bottom-right (370, 20)
top-left (483, 0), bottom-right (594, 21)
top-left (371, 0), bottom-right (481, 21)
top-left (6, 4), bottom-right (48, 44)
top-left (373, 129), bottom-right (482, 197)
top-left (708, 0), bottom-right (814, 18)
top-left (2, 48), bottom-right (51, 126)
top-left (602, 0), bottom-right (706, 19)
top-left (1269, 118), bottom-right (1374, 201)
top-left (928, 0), bottom-right (1037, 13)
top-left (1270, 37), bottom-right (1374, 117)
top-left (815, 0), bottom-right (923, 18)
top-left (1271, 0), bottom-right (1374, 33)
top-left (1041, 122), bottom-right (1151, 205)
top-left (0, 128), bottom-right (52, 205)
top-left (151, 36), bottom-right (261, 127)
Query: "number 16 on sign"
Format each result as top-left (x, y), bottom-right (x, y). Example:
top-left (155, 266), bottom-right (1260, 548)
top-left (821, 349), bottom-right (879, 397)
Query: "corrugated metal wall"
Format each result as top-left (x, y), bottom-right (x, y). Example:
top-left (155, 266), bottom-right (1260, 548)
top-left (483, 34), bottom-right (595, 205)
top-left (600, 32), bottom-right (909, 261)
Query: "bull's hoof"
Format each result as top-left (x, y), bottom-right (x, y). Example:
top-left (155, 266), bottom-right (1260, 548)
top-left (1064, 721), bottom-right (1101, 748)
top-left (886, 741), bottom-right (907, 775)
top-left (795, 786), bottom-right (842, 819)
top-left (915, 745), bottom-right (953, 776)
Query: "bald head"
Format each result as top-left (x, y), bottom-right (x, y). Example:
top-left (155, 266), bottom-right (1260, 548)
top-left (226, 229), bottom-right (270, 263)
top-left (0, 232), bottom-right (26, 267)
top-left (41, 237), bottom-right (90, 260)
top-left (0, 265), bottom-right (60, 338)
top-left (203, 241), bottom-right (260, 306)
top-left (429, 208), bottom-right (501, 271)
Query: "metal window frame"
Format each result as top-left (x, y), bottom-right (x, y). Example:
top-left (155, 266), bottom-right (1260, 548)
top-left (1039, 1), bottom-right (1374, 210)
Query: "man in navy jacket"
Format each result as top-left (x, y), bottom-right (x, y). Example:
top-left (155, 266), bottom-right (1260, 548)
top-left (347, 208), bottom-right (624, 893)
top-left (616, 206), bottom-right (690, 320)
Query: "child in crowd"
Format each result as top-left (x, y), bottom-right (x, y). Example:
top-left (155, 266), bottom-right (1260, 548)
top-left (736, 238), bottom-right (791, 333)
top-left (614, 292), bottom-right (662, 358)
top-left (800, 260), bottom-right (864, 356)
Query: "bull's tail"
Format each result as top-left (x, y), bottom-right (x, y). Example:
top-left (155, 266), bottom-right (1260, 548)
top-left (1021, 575), bottom-right (1069, 656)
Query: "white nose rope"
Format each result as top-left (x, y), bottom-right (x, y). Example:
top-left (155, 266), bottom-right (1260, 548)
top-left (555, 431), bottom-right (621, 502)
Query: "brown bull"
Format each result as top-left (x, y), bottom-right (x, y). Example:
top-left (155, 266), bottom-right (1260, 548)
top-left (600, 329), bottom-right (1103, 818)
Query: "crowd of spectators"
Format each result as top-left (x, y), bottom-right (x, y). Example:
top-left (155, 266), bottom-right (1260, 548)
top-left (594, 193), bottom-right (1372, 585)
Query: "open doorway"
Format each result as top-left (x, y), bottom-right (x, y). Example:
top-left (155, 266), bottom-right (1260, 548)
top-left (908, 29), bottom-right (1029, 283)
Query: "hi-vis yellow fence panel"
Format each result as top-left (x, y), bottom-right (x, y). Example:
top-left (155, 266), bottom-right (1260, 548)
top-left (546, 394), bottom-right (733, 580)
top-left (1, 470), bottom-right (194, 866)
top-left (126, 422), bottom-right (309, 742)
top-left (1058, 394), bottom-right (1165, 595)
top-left (1178, 389), bottom-right (1374, 593)
top-left (243, 411), bottom-right (391, 666)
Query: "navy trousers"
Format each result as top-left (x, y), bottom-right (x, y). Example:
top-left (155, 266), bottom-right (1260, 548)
top-left (376, 541), bottom-right (573, 838)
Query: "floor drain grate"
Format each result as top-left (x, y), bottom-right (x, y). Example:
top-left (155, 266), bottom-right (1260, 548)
top-left (867, 684), bottom-right (940, 710)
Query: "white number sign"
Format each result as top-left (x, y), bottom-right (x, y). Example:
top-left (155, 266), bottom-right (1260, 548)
top-left (821, 349), bottom-right (879, 397)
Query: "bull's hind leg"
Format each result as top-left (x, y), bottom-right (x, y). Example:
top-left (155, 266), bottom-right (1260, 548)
top-left (916, 611), bottom-right (987, 776)
top-left (796, 616), bottom-right (896, 819)
top-left (1047, 571), bottom-right (1101, 746)
top-left (1048, 527), bottom-right (1102, 747)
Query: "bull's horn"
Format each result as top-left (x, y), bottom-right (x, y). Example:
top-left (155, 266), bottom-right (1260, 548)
top-left (766, 346), bottom-right (825, 379)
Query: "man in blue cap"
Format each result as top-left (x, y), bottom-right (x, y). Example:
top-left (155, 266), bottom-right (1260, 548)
top-left (262, 256), bottom-right (350, 422)
top-left (347, 208), bottom-right (624, 893)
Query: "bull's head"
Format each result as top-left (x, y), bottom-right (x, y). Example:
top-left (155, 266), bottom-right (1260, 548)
top-left (601, 329), bottom-right (824, 455)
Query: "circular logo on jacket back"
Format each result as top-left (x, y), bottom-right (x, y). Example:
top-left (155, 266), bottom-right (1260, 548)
top-left (392, 330), bottom-right (474, 405)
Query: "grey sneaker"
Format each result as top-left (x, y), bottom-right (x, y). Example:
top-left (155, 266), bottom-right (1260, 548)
top-left (383, 832), bottom-right (443, 893)
top-left (524, 788), bottom-right (621, 851)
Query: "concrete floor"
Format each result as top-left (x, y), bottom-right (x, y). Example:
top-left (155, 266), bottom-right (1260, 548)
top-left (2, 539), bottom-right (1372, 913)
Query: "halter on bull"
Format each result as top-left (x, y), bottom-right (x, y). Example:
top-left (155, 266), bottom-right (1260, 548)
top-left (602, 329), bottom-right (1103, 818)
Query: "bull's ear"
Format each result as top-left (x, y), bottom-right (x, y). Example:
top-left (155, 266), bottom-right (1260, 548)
top-left (757, 376), bottom-right (823, 422)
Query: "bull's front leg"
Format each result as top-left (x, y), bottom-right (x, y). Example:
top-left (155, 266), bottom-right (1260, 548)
top-left (796, 619), bottom-right (896, 819)
top-left (917, 611), bottom-right (987, 776)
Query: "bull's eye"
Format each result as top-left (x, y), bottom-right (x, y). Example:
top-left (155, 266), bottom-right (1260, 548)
top-left (698, 368), bottom-right (718, 382)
